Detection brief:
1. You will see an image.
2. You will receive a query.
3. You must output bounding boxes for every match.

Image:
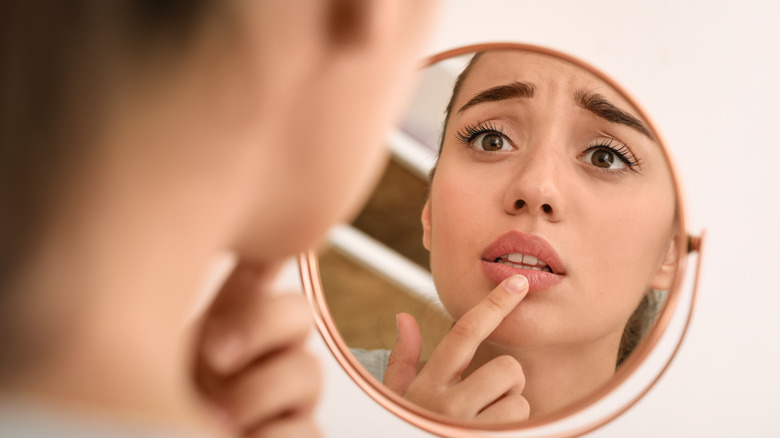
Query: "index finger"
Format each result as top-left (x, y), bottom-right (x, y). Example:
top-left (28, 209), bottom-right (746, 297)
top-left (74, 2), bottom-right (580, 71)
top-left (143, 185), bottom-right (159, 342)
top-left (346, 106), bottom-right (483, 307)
top-left (420, 275), bottom-right (529, 382)
top-left (197, 260), bottom-right (291, 373)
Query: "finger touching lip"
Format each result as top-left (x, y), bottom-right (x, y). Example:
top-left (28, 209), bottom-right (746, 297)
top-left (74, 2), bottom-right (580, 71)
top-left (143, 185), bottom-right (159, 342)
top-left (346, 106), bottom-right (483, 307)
top-left (481, 230), bottom-right (565, 292)
top-left (481, 260), bottom-right (563, 293)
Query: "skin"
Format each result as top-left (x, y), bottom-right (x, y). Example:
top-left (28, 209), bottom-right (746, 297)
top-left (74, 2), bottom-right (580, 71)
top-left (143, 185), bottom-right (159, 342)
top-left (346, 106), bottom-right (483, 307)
top-left (387, 275), bottom-right (531, 423)
top-left (385, 50), bottom-right (678, 421)
top-left (5, 1), bottom-right (438, 437)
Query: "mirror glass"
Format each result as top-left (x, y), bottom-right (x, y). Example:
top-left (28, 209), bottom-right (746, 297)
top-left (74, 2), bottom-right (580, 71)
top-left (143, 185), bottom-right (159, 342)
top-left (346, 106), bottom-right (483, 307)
top-left (310, 44), bottom-right (689, 431)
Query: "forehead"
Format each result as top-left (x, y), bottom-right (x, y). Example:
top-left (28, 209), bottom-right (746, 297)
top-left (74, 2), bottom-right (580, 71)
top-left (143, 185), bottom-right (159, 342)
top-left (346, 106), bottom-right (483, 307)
top-left (456, 50), bottom-right (643, 119)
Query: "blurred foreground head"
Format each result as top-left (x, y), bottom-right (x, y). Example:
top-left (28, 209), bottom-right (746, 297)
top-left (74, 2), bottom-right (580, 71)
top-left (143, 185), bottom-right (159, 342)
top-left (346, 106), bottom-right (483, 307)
top-left (0, 0), bottom-right (436, 374)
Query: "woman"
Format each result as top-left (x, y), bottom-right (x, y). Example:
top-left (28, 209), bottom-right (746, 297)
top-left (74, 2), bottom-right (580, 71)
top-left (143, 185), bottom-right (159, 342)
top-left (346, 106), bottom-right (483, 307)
top-left (383, 49), bottom-right (678, 422)
top-left (0, 1), bottom-right (436, 437)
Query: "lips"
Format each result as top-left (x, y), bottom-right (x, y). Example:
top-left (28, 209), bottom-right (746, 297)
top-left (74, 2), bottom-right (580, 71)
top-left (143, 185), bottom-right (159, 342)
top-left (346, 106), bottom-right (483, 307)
top-left (481, 230), bottom-right (565, 292)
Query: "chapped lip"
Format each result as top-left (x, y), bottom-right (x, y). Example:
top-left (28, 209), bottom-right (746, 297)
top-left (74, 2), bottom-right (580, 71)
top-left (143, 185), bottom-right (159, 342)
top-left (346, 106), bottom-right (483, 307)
top-left (481, 230), bottom-right (566, 276)
top-left (480, 231), bottom-right (565, 292)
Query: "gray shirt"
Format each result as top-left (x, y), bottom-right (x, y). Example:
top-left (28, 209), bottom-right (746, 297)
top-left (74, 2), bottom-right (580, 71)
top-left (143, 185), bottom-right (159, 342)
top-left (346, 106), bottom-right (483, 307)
top-left (0, 403), bottom-right (214, 438)
top-left (350, 348), bottom-right (391, 383)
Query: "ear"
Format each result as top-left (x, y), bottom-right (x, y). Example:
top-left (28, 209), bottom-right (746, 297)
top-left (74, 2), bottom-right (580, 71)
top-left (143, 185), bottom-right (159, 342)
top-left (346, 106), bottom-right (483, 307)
top-left (421, 198), bottom-right (431, 251)
top-left (649, 236), bottom-right (678, 290)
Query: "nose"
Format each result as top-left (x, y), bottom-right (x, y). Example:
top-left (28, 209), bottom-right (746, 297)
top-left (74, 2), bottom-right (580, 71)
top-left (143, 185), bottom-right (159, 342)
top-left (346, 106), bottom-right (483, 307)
top-left (503, 153), bottom-right (564, 222)
top-left (512, 199), bottom-right (555, 215)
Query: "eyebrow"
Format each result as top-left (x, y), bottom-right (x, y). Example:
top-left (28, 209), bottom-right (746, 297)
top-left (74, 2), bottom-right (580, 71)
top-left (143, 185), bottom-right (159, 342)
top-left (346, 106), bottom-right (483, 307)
top-left (455, 81), bottom-right (655, 141)
top-left (457, 81), bottom-right (535, 113)
top-left (575, 89), bottom-right (655, 140)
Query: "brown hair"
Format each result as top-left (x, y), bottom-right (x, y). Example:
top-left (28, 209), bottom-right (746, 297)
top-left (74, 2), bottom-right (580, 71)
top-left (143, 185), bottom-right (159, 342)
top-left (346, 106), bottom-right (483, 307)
top-left (616, 290), bottom-right (663, 366)
top-left (0, 0), bottom-right (226, 374)
top-left (427, 52), bottom-right (484, 181)
top-left (431, 51), bottom-right (663, 368)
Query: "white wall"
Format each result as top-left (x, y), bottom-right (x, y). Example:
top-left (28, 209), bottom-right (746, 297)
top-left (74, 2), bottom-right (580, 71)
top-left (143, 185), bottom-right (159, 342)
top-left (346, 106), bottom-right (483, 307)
top-left (307, 1), bottom-right (780, 436)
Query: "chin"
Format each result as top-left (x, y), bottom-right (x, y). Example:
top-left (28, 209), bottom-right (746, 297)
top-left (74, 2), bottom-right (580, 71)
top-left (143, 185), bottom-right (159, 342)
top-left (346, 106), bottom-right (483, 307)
top-left (234, 219), bottom-right (329, 263)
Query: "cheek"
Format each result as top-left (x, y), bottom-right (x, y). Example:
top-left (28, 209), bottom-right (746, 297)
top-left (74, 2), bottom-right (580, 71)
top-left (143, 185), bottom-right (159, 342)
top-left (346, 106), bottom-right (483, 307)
top-left (292, 139), bottom-right (388, 216)
top-left (272, 148), bottom-right (389, 258)
top-left (231, 126), bottom-right (390, 262)
top-left (572, 179), bottom-right (676, 318)
top-left (427, 169), bottom-right (499, 320)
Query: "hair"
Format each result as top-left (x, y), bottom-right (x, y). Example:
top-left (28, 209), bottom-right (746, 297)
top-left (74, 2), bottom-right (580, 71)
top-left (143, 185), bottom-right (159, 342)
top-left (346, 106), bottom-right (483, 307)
top-left (616, 289), bottom-right (664, 366)
top-left (428, 52), bottom-right (484, 181)
top-left (0, 0), bottom-right (228, 375)
top-left (430, 51), bottom-right (664, 368)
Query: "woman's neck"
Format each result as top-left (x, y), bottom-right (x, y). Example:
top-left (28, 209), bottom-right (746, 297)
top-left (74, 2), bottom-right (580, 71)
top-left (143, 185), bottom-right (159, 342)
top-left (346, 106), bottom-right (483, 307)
top-left (466, 334), bottom-right (622, 418)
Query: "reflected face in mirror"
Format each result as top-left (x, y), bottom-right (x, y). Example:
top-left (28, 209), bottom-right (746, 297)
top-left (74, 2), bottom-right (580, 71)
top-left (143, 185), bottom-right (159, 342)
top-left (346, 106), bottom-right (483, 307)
top-left (317, 47), bottom-right (682, 425)
top-left (420, 50), bottom-right (677, 415)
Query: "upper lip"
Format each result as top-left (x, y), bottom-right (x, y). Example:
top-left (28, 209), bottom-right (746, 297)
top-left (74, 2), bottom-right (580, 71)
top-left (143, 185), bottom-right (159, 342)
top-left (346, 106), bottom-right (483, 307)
top-left (481, 230), bottom-right (566, 275)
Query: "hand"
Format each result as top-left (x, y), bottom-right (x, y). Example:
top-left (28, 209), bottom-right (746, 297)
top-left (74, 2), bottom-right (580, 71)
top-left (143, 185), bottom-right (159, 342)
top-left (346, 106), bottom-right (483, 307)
top-left (384, 275), bottom-right (530, 423)
top-left (195, 261), bottom-right (321, 438)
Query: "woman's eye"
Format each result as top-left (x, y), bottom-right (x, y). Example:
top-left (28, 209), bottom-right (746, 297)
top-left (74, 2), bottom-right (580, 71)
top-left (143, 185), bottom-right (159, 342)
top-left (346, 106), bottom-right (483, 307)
top-left (583, 148), bottom-right (627, 170)
top-left (473, 132), bottom-right (512, 151)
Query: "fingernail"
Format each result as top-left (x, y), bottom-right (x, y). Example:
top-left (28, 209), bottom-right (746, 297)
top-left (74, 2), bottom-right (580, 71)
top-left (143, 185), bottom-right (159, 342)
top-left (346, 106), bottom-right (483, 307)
top-left (504, 275), bottom-right (528, 294)
top-left (395, 314), bottom-right (400, 336)
top-left (207, 329), bottom-right (243, 373)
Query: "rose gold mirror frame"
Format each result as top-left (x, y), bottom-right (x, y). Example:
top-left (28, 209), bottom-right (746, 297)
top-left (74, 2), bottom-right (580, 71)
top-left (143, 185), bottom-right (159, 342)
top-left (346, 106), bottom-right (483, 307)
top-left (298, 42), bottom-right (706, 438)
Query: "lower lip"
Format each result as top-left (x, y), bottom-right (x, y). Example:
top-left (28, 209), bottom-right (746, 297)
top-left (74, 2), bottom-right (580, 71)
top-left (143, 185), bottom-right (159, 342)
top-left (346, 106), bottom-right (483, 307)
top-left (481, 260), bottom-right (564, 292)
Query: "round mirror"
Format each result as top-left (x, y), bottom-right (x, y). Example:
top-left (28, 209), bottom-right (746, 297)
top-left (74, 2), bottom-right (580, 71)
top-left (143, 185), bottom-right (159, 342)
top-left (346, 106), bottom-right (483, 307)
top-left (299, 43), bottom-right (703, 437)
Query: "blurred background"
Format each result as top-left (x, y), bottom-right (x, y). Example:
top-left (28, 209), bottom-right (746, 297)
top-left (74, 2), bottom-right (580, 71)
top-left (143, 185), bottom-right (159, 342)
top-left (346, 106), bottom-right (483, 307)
top-left (284, 1), bottom-right (780, 436)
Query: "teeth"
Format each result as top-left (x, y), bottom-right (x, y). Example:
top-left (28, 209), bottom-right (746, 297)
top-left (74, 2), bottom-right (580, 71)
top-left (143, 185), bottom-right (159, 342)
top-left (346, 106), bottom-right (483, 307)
top-left (495, 253), bottom-right (552, 273)
top-left (504, 253), bottom-right (541, 266)
top-left (497, 260), bottom-right (552, 273)
top-left (507, 253), bottom-right (524, 263)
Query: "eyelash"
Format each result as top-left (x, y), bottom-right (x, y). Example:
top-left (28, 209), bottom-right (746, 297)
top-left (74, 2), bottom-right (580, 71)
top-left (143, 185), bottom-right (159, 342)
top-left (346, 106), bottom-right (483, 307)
top-left (455, 121), bottom-right (642, 171)
top-left (455, 121), bottom-right (511, 146)
top-left (583, 138), bottom-right (642, 171)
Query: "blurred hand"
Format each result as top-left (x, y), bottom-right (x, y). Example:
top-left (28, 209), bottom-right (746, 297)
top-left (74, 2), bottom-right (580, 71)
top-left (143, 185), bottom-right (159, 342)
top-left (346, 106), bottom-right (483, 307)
top-left (195, 261), bottom-right (321, 438)
top-left (384, 275), bottom-right (530, 423)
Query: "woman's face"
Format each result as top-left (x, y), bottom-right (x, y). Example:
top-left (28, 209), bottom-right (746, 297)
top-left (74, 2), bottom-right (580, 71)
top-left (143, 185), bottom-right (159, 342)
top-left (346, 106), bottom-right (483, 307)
top-left (422, 51), bottom-right (677, 351)
top-left (79, 1), bottom-right (437, 267)
top-left (228, 0), bottom-right (437, 262)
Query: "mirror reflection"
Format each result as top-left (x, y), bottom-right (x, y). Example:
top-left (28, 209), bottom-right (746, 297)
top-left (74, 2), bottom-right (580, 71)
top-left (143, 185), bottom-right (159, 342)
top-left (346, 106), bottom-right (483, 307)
top-left (319, 48), bottom-right (679, 423)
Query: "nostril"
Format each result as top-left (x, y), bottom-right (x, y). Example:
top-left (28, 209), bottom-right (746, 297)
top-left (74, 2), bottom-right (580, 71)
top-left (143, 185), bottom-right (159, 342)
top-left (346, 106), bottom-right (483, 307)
top-left (515, 200), bottom-right (526, 209)
top-left (542, 204), bottom-right (553, 214)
